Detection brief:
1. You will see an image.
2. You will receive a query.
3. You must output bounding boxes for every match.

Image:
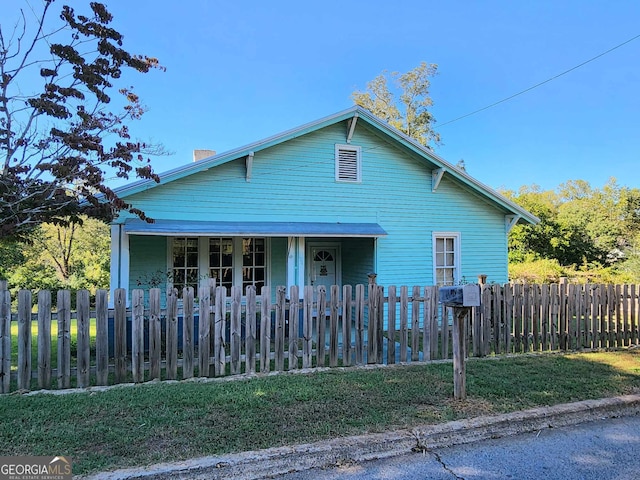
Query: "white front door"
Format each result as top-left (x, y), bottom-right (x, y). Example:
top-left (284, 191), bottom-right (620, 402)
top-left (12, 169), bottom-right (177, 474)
top-left (309, 246), bottom-right (339, 293)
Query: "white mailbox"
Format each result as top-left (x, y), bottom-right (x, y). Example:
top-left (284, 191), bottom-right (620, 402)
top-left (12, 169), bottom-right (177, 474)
top-left (438, 284), bottom-right (481, 307)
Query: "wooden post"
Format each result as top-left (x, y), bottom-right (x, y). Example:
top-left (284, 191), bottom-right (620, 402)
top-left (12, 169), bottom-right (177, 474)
top-left (274, 286), bottom-right (286, 371)
top-left (57, 290), bottom-right (72, 389)
top-left (399, 286), bottom-right (408, 362)
top-left (37, 290), bottom-right (52, 390)
top-left (411, 286), bottom-right (421, 362)
top-left (17, 290), bottom-right (32, 391)
top-left (260, 286), bottom-right (271, 373)
top-left (387, 286), bottom-right (396, 365)
top-left (0, 285), bottom-right (10, 394)
top-left (149, 288), bottom-right (162, 380)
top-left (452, 307), bottom-right (470, 400)
top-left (165, 287), bottom-right (178, 380)
top-left (302, 286), bottom-right (313, 368)
top-left (182, 287), bottom-right (195, 379)
top-left (288, 285), bottom-right (299, 370)
top-left (198, 282), bottom-right (212, 377)
top-left (131, 289), bottom-right (145, 383)
top-left (342, 285), bottom-right (353, 367)
top-left (76, 289), bottom-right (91, 388)
top-left (329, 285), bottom-right (339, 367)
top-left (95, 290), bottom-right (109, 386)
top-left (317, 286), bottom-right (327, 367)
top-left (230, 286), bottom-right (242, 375)
top-left (245, 285), bottom-right (257, 374)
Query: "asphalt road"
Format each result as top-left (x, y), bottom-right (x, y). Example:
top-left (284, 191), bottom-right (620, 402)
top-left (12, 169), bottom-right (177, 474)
top-left (276, 415), bottom-right (640, 480)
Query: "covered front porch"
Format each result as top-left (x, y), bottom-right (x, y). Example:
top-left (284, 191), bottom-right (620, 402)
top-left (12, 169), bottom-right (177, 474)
top-left (110, 219), bottom-right (386, 303)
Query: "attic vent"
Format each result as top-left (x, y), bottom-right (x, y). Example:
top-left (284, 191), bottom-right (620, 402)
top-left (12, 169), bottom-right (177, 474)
top-left (335, 144), bottom-right (361, 182)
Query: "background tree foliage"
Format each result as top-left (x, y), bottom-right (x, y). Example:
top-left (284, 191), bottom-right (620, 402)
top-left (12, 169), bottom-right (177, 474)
top-left (352, 62), bottom-right (441, 147)
top-left (0, 1), bottom-right (163, 239)
top-left (504, 178), bottom-right (640, 283)
top-left (0, 216), bottom-right (110, 295)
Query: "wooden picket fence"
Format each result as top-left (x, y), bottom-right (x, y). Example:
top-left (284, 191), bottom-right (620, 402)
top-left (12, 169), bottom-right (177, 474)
top-left (0, 281), bottom-right (639, 394)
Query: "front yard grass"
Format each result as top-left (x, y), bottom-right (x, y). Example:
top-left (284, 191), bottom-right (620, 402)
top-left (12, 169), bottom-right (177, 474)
top-left (1, 350), bottom-right (639, 475)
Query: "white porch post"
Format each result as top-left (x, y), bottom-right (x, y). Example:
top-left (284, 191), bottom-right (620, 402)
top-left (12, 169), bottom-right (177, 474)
top-left (286, 237), bottom-right (305, 299)
top-left (109, 224), bottom-right (130, 307)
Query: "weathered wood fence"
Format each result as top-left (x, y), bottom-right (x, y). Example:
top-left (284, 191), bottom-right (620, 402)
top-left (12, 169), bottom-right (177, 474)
top-left (0, 281), bottom-right (638, 394)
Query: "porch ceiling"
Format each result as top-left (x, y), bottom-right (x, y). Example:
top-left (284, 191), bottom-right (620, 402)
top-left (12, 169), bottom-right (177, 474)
top-left (122, 219), bottom-right (387, 237)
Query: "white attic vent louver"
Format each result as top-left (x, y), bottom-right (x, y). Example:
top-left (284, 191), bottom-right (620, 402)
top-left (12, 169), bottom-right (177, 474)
top-left (335, 144), bottom-right (361, 182)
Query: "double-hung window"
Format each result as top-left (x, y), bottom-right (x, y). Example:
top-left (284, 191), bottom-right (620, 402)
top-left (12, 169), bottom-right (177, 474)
top-left (433, 233), bottom-right (460, 286)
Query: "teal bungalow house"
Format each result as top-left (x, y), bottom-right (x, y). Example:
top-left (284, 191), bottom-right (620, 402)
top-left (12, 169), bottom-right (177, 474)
top-left (109, 106), bottom-right (537, 301)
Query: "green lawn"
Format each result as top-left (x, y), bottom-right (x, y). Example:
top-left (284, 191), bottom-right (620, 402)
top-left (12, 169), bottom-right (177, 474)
top-left (10, 319), bottom-right (98, 372)
top-left (1, 350), bottom-right (639, 475)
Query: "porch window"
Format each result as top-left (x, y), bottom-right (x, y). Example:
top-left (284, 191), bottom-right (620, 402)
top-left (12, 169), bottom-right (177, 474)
top-left (172, 237), bottom-right (199, 292)
top-left (170, 237), bottom-right (267, 295)
top-left (209, 237), bottom-right (234, 294)
top-left (433, 233), bottom-right (460, 286)
top-left (242, 237), bottom-right (266, 293)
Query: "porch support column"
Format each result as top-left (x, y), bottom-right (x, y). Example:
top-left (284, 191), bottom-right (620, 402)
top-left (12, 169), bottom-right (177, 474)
top-left (109, 224), bottom-right (130, 307)
top-left (287, 237), bottom-right (305, 299)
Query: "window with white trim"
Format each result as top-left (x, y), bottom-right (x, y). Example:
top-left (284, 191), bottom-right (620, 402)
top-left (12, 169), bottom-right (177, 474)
top-left (170, 237), bottom-right (267, 295)
top-left (335, 144), bottom-right (361, 182)
top-left (433, 233), bottom-right (460, 286)
top-left (172, 237), bottom-right (199, 292)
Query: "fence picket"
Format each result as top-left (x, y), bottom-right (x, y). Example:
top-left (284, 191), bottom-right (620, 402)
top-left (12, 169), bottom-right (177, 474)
top-left (302, 286), bottom-right (313, 368)
top-left (183, 287), bottom-right (195, 379)
top-left (342, 285), bottom-right (352, 367)
top-left (57, 290), bottom-right (72, 389)
top-left (275, 286), bottom-right (286, 372)
top-left (317, 286), bottom-right (327, 367)
top-left (411, 286), bottom-right (420, 362)
top-left (387, 286), bottom-right (396, 365)
top-left (149, 288), bottom-right (162, 380)
top-left (354, 284), bottom-right (365, 365)
top-left (231, 286), bottom-right (242, 375)
top-left (215, 286), bottom-right (226, 377)
top-left (95, 290), bottom-right (109, 385)
top-left (330, 285), bottom-right (339, 367)
top-left (166, 287), bottom-right (178, 380)
top-left (76, 290), bottom-right (91, 388)
top-left (399, 286), bottom-right (408, 363)
top-left (260, 286), bottom-right (271, 373)
top-left (289, 285), bottom-right (299, 370)
top-left (0, 286), bottom-right (10, 394)
top-left (131, 289), bottom-right (145, 383)
top-left (246, 285), bottom-right (257, 374)
top-left (18, 290), bottom-right (32, 391)
top-left (37, 290), bottom-right (52, 389)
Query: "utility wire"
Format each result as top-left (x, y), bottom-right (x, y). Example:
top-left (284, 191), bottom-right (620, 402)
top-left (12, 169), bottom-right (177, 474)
top-left (436, 33), bottom-right (640, 129)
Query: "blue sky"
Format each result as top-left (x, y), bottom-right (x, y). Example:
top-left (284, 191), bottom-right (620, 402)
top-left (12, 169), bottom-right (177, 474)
top-left (7, 1), bottom-right (640, 192)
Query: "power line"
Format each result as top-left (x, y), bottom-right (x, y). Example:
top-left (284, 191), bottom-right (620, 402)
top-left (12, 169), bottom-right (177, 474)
top-left (436, 33), bottom-right (640, 129)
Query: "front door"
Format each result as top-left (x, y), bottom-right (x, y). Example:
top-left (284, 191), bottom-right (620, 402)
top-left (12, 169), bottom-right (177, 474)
top-left (309, 246), bottom-right (339, 293)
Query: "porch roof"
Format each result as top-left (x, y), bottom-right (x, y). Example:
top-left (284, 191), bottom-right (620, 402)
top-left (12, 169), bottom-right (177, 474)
top-left (123, 219), bottom-right (388, 237)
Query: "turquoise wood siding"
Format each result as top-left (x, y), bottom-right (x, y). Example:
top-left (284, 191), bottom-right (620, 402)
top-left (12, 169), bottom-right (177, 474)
top-left (128, 235), bottom-right (167, 292)
top-left (122, 121), bottom-right (511, 287)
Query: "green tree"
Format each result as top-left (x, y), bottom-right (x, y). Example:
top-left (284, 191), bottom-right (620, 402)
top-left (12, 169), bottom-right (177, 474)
top-left (352, 62), bottom-right (441, 147)
top-left (0, 1), bottom-right (164, 239)
top-left (3, 217), bottom-right (110, 293)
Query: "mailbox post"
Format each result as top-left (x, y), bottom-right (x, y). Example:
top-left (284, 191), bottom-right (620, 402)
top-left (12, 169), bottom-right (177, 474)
top-left (438, 284), bottom-right (481, 400)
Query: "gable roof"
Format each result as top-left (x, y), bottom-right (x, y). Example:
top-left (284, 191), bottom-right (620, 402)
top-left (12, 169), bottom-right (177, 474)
top-left (115, 106), bottom-right (538, 225)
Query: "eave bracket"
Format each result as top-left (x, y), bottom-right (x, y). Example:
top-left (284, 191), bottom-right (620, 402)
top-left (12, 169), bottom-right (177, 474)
top-left (505, 214), bottom-right (521, 232)
top-left (346, 113), bottom-right (359, 144)
top-left (246, 151), bottom-right (254, 182)
top-left (432, 168), bottom-right (445, 192)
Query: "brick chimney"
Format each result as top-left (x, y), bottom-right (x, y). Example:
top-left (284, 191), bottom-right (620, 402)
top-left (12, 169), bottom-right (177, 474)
top-left (193, 149), bottom-right (216, 162)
